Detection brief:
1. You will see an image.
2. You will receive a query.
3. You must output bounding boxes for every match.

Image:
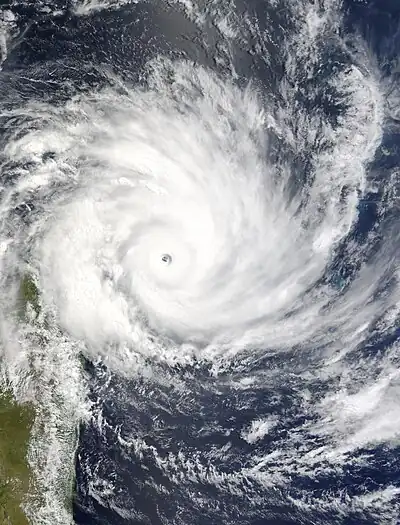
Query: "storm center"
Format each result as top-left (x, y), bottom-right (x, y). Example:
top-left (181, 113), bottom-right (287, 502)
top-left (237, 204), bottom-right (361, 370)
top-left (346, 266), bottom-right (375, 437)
top-left (161, 253), bottom-right (172, 265)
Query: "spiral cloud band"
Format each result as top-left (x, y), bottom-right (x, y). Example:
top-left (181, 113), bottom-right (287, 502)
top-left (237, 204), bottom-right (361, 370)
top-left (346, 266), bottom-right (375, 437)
top-left (4, 59), bottom-right (379, 368)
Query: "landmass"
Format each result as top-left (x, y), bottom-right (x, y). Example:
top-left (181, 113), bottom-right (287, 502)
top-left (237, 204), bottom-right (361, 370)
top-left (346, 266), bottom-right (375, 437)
top-left (0, 393), bottom-right (33, 525)
top-left (0, 274), bottom-right (40, 524)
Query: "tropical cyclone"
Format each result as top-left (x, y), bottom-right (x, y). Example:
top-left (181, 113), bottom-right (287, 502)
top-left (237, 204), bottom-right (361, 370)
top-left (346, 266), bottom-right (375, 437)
top-left (16, 57), bottom-right (383, 369)
top-left (0, 1), bottom-right (400, 524)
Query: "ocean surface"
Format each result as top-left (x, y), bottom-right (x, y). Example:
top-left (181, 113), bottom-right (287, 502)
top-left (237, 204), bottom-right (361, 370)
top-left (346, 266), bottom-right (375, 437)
top-left (0, 1), bottom-right (400, 524)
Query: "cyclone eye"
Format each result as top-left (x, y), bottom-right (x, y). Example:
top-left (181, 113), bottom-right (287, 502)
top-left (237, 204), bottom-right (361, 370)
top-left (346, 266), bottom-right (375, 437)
top-left (161, 253), bottom-right (172, 265)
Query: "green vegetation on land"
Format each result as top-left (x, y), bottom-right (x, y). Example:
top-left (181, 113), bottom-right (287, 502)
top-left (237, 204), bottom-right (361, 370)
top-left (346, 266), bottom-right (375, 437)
top-left (19, 275), bottom-right (41, 319)
top-left (0, 274), bottom-right (40, 524)
top-left (1, 274), bottom-right (78, 523)
top-left (0, 393), bottom-right (33, 525)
